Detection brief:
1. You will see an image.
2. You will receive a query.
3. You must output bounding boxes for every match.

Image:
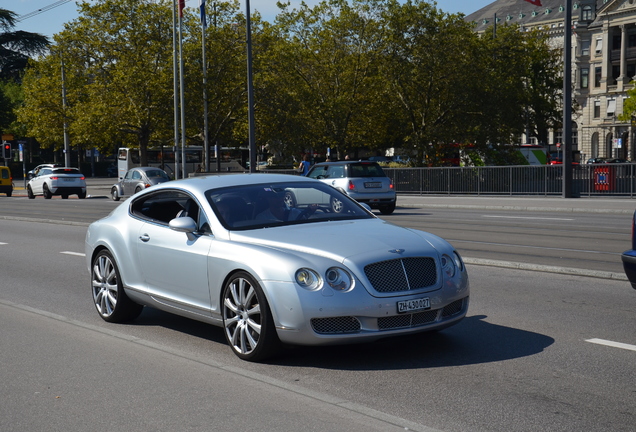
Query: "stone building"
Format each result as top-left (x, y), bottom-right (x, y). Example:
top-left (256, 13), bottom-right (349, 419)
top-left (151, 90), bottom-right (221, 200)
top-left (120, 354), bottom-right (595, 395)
top-left (466, 0), bottom-right (636, 162)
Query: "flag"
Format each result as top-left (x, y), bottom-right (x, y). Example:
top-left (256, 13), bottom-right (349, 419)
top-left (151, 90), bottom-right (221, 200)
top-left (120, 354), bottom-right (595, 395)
top-left (524, 0), bottom-right (542, 5)
top-left (179, 0), bottom-right (186, 17)
top-left (199, 0), bottom-right (207, 28)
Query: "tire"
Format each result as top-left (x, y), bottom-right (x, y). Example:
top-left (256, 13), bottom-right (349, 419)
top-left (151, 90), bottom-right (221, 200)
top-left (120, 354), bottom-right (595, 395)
top-left (379, 202), bottom-right (396, 215)
top-left (222, 271), bottom-right (280, 361)
top-left (330, 196), bottom-right (344, 213)
top-left (111, 187), bottom-right (120, 201)
top-left (43, 184), bottom-right (52, 199)
top-left (78, 191), bottom-right (86, 199)
top-left (283, 191), bottom-right (296, 208)
top-left (134, 186), bottom-right (143, 194)
top-left (91, 250), bottom-right (143, 323)
top-left (27, 186), bottom-right (35, 199)
top-left (6, 191), bottom-right (11, 197)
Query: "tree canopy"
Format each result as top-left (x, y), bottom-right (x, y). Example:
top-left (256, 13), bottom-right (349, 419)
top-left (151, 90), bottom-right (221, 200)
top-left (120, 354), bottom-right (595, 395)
top-left (12, 0), bottom-right (563, 167)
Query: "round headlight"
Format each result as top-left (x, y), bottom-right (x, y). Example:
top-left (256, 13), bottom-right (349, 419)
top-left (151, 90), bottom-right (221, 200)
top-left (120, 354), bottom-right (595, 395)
top-left (453, 251), bottom-right (464, 272)
top-left (441, 254), bottom-right (456, 278)
top-left (325, 267), bottom-right (352, 291)
top-left (295, 268), bottom-right (321, 291)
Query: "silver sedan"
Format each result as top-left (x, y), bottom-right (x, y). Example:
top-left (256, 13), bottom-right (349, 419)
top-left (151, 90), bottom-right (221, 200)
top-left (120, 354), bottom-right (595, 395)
top-left (86, 174), bottom-right (469, 361)
top-left (111, 167), bottom-right (170, 201)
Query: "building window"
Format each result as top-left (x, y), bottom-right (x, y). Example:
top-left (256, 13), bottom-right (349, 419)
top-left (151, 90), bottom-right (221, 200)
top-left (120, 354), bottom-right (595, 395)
top-left (595, 38), bottom-right (603, 54)
top-left (612, 65), bottom-right (620, 85)
top-left (580, 68), bottom-right (589, 88)
top-left (607, 99), bottom-right (616, 117)
top-left (581, 40), bottom-right (590, 56)
top-left (594, 100), bottom-right (601, 118)
top-left (613, 34), bottom-right (622, 50)
top-left (629, 34), bottom-right (636, 48)
top-left (628, 63), bottom-right (636, 80)
top-left (582, 5), bottom-right (593, 21)
top-left (595, 66), bottom-right (602, 87)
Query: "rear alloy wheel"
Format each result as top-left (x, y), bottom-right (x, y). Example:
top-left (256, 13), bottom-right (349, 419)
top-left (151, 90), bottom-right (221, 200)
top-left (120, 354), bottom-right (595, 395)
top-left (27, 186), bottom-right (35, 199)
top-left (330, 196), bottom-right (344, 213)
top-left (111, 187), bottom-right (120, 201)
top-left (91, 250), bottom-right (143, 323)
top-left (42, 184), bottom-right (52, 199)
top-left (222, 272), bottom-right (280, 361)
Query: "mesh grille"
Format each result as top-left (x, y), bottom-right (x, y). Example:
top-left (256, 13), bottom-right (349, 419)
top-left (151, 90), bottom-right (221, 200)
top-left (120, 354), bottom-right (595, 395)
top-left (364, 257), bottom-right (437, 293)
top-left (441, 299), bottom-right (465, 318)
top-left (311, 316), bottom-right (361, 334)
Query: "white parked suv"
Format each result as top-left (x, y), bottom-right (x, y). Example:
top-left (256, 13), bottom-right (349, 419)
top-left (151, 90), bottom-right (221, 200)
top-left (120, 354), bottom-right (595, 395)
top-left (27, 167), bottom-right (87, 199)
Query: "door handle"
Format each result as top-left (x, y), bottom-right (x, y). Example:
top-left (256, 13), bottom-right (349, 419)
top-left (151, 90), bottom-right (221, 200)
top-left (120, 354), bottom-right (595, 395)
top-left (139, 234), bottom-right (150, 242)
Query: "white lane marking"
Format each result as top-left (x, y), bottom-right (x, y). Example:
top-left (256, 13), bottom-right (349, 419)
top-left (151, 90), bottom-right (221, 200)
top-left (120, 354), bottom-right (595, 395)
top-left (447, 239), bottom-right (619, 256)
top-left (482, 215), bottom-right (574, 221)
top-left (0, 242), bottom-right (7, 245)
top-left (586, 338), bottom-right (636, 352)
top-left (60, 251), bottom-right (85, 257)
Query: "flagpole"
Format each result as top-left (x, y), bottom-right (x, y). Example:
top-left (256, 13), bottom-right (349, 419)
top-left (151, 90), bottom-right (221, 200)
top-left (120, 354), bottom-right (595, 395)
top-left (246, 0), bottom-right (256, 173)
top-left (172, 0), bottom-right (179, 178)
top-left (562, 0), bottom-right (573, 198)
top-left (201, 1), bottom-right (209, 173)
top-left (179, 5), bottom-right (186, 179)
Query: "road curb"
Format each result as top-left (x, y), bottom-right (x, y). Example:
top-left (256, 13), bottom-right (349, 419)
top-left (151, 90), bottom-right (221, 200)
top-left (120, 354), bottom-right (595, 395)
top-left (463, 257), bottom-right (627, 281)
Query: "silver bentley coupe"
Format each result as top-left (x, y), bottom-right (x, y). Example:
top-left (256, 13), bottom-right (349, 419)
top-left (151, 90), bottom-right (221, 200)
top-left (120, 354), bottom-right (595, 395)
top-left (86, 174), bottom-right (469, 361)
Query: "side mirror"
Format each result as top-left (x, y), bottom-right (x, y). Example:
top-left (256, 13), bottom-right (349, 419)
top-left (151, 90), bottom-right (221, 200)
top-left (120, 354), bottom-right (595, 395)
top-left (169, 216), bottom-right (197, 233)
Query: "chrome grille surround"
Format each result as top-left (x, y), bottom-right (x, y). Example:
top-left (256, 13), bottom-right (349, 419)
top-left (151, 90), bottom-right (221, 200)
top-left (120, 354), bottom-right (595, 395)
top-left (364, 257), bottom-right (437, 293)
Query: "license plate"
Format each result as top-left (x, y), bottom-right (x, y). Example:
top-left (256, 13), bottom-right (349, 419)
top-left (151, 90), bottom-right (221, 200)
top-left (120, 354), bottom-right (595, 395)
top-left (63, 178), bottom-right (75, 182)
top-left (397, 297), bottom-right (430, 314)
top-left (364, 182), bottom-right (382, 188)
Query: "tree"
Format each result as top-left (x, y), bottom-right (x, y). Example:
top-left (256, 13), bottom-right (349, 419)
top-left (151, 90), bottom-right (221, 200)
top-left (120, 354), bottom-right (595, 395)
top-left (18, 0), bottom-right (176, 164)
top-left (0, 8), bottom-right (50, 82)
top-left (381, 0), bottom-right (482, 166)
top-left (262, 0), bottom-right (388, 159)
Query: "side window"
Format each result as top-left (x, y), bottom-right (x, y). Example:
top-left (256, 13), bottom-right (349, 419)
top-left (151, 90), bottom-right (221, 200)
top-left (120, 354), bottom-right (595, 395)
top-left (124, 171), bottom-right (132, 180)
top-left (328, 166), bottom-right (344, 178)
top-left (307, 165), bottom-right (328, 179)
top-left (131, 191), bottom-right (188, 224)
top-left (132, 171), bottom-right (142, 180)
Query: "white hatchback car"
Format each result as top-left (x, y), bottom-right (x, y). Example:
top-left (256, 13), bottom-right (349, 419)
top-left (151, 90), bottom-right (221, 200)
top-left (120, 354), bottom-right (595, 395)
top-left (27, 167), bottom-right (87, 199)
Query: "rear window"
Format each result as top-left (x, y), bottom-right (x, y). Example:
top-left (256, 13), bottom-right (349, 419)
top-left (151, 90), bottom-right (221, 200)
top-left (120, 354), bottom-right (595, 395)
top-left (347, 162), bottom-right (386, 178)
top-left (52, 168), bottom-right (81, 175)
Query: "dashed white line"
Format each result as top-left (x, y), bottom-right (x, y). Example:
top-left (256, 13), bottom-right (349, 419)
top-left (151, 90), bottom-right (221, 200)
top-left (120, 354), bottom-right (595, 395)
top-left (0, 242), bottom-right (7, 245)
top-left (585, 338), bottom-right (636, 352)
top-left (482, 215), bottom-right (574, 221)
top-left (60, 251), bottom-right (85, 257)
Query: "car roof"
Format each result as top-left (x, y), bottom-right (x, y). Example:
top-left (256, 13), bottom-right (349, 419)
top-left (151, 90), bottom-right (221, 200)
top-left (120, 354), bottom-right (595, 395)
top-left (147, 173), bottom-right (317, 195)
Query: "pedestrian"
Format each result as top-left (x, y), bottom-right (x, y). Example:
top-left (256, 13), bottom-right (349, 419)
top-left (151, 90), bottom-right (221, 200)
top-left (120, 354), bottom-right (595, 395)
top-left (297, 154), bottom-right (311, 176)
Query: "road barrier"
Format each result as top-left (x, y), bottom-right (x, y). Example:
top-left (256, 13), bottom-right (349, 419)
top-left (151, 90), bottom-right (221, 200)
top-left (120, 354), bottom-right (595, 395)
top-left (383, 164), bottom-right (636, 197)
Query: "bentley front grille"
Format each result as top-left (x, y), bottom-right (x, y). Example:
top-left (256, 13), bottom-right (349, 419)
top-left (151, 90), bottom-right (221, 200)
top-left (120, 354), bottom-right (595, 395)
top-left (364, 257), bottom-right (437, 293)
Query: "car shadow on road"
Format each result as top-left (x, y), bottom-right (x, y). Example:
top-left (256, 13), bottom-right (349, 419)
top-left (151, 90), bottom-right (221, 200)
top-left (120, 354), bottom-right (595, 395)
top-left (274, 314), bottom-right (554, 370)
top-left (130, 309), bottom-right (554, 369)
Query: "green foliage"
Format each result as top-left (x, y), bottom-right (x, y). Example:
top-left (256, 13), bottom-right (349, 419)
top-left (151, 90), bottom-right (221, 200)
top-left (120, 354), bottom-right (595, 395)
top-left (11, 0), bottom-right (564, 168)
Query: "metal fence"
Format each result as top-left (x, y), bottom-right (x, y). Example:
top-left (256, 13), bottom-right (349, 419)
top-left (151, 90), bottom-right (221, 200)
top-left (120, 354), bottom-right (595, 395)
top-left (256, 164), bottom-right (636, 197)
top-left (383, 164), bottom-right (636, 197)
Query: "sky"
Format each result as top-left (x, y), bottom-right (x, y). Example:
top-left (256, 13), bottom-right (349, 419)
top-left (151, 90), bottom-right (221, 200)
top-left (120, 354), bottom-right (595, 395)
top-left (10, 0), bottom-right (493, 40)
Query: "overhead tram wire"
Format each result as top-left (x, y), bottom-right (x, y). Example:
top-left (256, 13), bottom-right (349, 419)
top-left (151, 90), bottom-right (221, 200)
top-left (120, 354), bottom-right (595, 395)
top-left (16, 0), bottom-right (73, 22)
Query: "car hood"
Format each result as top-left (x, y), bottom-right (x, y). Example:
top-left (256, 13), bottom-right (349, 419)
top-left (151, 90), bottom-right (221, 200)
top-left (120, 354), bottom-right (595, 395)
top-left (229, 219), bottom-right (449, 263)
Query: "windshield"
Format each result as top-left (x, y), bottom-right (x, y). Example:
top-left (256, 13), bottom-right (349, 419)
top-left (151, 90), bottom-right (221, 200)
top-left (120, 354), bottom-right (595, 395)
top-left (206, 181), bottom-right (373, 230)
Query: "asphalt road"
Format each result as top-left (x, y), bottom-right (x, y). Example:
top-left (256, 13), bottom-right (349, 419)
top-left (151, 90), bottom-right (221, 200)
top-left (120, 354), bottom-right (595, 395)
top-left (2, 180), bottom-right (636, 431)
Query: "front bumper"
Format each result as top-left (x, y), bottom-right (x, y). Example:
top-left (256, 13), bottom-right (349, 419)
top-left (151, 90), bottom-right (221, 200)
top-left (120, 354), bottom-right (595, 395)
top-left (621, 250), bottom-right (636, 289)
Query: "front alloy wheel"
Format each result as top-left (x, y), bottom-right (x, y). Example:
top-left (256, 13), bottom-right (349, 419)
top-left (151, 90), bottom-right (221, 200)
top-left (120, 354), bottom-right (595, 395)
top-left (222, 272), bottom-right (280, 361)
top-left (91, 250), bottom-right (142, 323)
